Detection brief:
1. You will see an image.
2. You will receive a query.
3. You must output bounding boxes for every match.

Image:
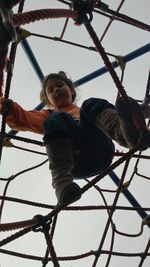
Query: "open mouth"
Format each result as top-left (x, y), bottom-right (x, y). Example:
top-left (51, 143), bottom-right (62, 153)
top-left (56, 92), bottom-right (64, 98)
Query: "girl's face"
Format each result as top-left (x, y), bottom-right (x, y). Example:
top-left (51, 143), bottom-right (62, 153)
top-left (45, 78), bottom-right (74, 108)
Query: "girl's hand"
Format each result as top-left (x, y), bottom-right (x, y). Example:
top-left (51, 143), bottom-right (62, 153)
top-left (0, 98), bottom-right (13, 115)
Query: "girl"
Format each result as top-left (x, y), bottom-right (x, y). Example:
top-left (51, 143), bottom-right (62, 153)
top-left (0, 71), bottom-right (149, 205)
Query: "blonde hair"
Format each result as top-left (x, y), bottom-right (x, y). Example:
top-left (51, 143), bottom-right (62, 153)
top-left (40, 71), bottom-right (76, 107)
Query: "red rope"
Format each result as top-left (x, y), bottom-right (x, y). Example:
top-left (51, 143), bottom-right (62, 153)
top-left (13, 9), bottom-right (78, 27)
top-left (84, 22), bottom-right (148, 131)
top-left (0, 217), bottom-right (38, 232)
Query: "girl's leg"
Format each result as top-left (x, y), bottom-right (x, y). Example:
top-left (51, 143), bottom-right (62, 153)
top-left (96, 97), bottom-right (147, 149)
top-left (79, 97), bottom-right (147, 149)
top-left (73, 98), bottom-right (115, 178)
top-left (96, 108), bottom-right (128, 147)
top-left (43, 112), bottom-right (81, 205)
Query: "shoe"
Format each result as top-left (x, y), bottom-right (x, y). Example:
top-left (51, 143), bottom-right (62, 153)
top-left (115, 97), bottom-right (146, 149)
top-left (57, 182), bottom-right (81, 205)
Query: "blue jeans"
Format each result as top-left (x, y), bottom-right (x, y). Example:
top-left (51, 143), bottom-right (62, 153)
top-left (43, 98), bottom-right (115, 179)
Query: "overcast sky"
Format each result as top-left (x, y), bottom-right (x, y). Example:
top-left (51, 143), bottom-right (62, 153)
top-left (0, 1), bottom-right (150, 267)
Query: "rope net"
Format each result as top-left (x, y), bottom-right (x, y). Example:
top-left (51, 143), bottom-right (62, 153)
top-left (0, 1), bottom-right (150, 266)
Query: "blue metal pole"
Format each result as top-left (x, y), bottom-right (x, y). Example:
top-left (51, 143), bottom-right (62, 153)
top-left (74, 43), bottom-right (150, 87)
top-left (21, 39), bottom-right (45, 110)
top-left (21, 40), bottom-right (150, 90)
top-left (109, 171), bottom-right (150, 228)
top-left (21, 39), bottom-right (44, 83)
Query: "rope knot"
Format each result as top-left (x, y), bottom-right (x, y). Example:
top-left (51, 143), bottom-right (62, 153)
top-left (32, 214), bottom-right (52, 233)
top-left (72, 0), bottom-right (95, 25)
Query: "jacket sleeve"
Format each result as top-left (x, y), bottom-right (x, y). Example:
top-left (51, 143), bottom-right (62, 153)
top-left (6, 101), bottom-right (49, 134)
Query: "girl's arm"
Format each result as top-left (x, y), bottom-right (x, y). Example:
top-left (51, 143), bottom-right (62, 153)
top-left (0, 98), bottom-right (49, 134)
